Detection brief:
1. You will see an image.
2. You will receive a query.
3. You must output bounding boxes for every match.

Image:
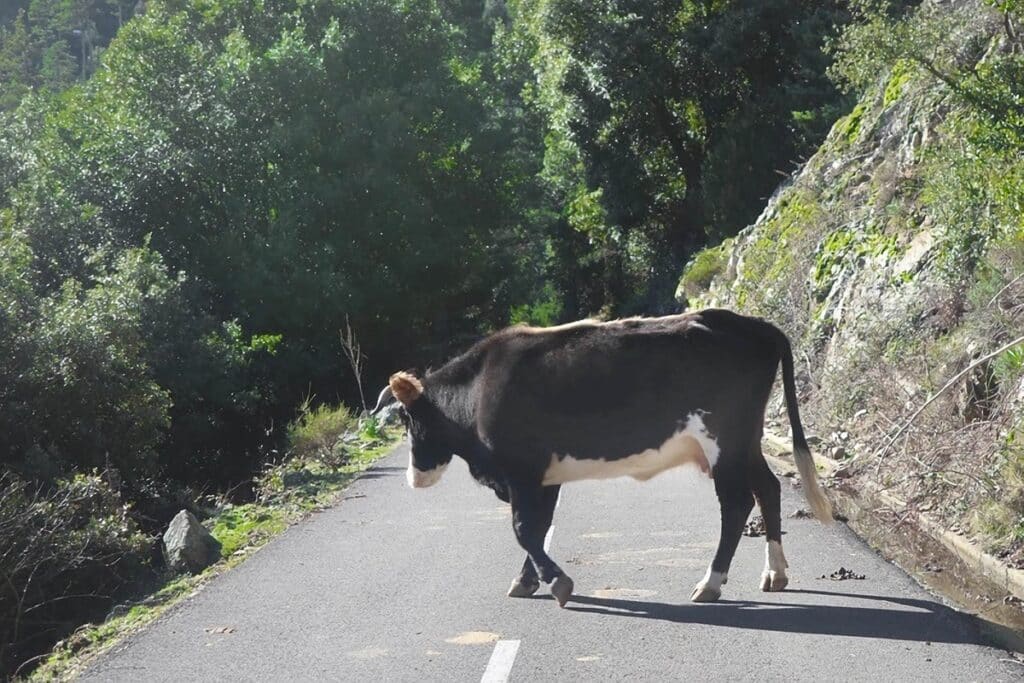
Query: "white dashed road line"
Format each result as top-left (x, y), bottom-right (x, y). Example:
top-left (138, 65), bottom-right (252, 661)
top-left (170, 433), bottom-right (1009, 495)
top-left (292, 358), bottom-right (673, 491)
top-left (545, 488), bottom-right (561, 551)
top-left (480, 639), bottom-right (520, 683)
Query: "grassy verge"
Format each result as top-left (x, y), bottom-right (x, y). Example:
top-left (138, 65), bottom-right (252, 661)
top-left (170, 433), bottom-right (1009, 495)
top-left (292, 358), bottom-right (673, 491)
top-left (29, 412), bottom-right (400, 682)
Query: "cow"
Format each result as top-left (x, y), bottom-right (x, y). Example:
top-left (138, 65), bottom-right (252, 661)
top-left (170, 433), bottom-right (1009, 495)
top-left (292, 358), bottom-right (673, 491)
top-left (371, 308), bottom-right (832, 608)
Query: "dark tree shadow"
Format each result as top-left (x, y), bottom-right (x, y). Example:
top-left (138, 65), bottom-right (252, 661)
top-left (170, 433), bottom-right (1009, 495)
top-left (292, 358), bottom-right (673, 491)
top-left (560, 588), bottom-right (993, 645)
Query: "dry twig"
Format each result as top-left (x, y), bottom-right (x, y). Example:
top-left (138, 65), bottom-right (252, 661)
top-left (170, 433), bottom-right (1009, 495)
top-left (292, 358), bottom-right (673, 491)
top-left (339, 316), bottom-right (367, 413)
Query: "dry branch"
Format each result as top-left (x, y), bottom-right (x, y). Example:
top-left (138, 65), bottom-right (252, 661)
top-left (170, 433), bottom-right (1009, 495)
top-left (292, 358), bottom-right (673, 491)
top-left (876, 334), bottom-right (1024, 460)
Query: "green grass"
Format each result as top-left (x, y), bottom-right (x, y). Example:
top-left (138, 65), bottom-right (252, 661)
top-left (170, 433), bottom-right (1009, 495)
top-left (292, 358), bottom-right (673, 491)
top-left (832, 101), bottom-right (869, 146)
top-left (732, 187), bottom-right (824, 315)
top-left (678, 239), bottom-right (732, 300)
top-left (883, 60), bottom-right (915, 108)
top-left (29, 417), bottom-right (401, 682)
top-left (811, 226), bottom-right (901, 300)
top-left (209, 505), bottom-right (289, 557)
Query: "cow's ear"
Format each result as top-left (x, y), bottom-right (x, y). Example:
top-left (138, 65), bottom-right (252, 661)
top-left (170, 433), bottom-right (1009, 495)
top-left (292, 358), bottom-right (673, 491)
top-left (388, 371), bottom-right (424, 407)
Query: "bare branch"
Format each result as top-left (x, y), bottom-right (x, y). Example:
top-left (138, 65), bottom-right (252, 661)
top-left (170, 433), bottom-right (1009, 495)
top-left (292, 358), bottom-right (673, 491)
top-left (876, 334), bottom-right (1024, 459)
top-left (339, 316), bottom-right (368, 413)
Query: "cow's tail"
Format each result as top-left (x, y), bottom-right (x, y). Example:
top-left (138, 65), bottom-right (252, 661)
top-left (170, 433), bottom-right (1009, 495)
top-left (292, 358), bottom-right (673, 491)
top-left (775, 327), bottom-right (833, 523)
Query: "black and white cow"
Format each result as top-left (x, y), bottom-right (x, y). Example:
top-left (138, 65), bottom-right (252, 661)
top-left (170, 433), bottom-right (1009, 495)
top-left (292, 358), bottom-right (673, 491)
top-left (372, 308), bottom-right (832, 607)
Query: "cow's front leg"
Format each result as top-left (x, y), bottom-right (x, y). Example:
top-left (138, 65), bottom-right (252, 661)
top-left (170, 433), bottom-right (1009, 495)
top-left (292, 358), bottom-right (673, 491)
top-left (509, 483), bottom-right (573, 607)
top-left (507, 484), bottom-right (560, 598)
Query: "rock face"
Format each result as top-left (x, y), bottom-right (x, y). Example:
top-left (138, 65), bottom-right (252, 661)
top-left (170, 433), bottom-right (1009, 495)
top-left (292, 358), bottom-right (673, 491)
top-left (163, 510), bottom-right (222, 574)
top-left (678, 2), bottom-right (1024, 562)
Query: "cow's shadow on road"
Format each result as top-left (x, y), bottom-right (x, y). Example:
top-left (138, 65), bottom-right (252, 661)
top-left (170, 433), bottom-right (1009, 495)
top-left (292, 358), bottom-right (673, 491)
top-left (563, 589), bottom-right (997, 645)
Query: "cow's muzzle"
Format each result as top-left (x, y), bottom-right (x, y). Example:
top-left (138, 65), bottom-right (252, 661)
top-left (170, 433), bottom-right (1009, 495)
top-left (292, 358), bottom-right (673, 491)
top-left (407, 460), bottom-right (448, 489)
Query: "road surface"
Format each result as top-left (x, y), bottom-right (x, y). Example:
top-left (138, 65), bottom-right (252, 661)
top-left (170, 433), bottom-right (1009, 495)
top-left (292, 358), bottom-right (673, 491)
top-left (83, 442), bottom-right (1020, 681)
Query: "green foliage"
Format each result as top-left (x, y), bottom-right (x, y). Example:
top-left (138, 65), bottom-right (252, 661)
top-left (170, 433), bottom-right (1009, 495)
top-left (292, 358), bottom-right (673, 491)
top-left (973, 426), bottom-right (1024, 552)
top-left (0, 472), bottom-right (151, 674)
top-left (208, 505), bottom-right (287, 558)
top-left (509, 282), bottom-right (563, 326)
top-left (286, 401), bottom-right (355, 465)
top-left (994, 345), bottom-right (1024, 383)
top-left (832, 100), bottom-right (868, 144)
top-left (830, 1), bottom-right (1024, 288)
top-left (882, 59), bottom-right (914, 107)
top-left (921, 132), bottom-right (1013, 284)
top-left (678, 241), bottom-right (730, 299)
top-left (734, 188), bottom-right (824, 314)
top-left (0, 0), bottom-right (139, 110)
top-left (359, 415), bottom-right (384, 441)
top-left (257, 423), bottom-right (400, 509)
top-left (812, 226), bottom-right (900, 299)
top-left (508, 0), bottom-right (852, 311)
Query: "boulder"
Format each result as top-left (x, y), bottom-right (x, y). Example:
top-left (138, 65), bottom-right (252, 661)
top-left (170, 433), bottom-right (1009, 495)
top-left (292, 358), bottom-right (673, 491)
top-left (162, 509), bottom-right (222, 574)
top-left (375, 401), bottom-right (404, 426)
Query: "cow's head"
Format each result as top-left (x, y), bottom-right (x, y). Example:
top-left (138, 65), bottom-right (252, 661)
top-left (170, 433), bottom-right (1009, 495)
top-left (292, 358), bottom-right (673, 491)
top-left (372, 371), bottom-right (452, 488)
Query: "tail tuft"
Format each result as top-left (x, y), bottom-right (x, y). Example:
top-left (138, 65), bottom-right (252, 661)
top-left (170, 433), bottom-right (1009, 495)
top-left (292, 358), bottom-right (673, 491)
top-left (774, 323), bottom-right (833, 524)
top-left (794, 445), bottom-right (833, 523)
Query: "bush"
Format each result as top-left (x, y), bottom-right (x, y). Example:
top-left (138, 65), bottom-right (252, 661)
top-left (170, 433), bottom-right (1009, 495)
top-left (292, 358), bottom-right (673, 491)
top-left (0, 473), bottom-right (151, 677)
top-left (286, 401), bottom-right (355, 466)
top-left (678, 243), bottom-right (729, 300)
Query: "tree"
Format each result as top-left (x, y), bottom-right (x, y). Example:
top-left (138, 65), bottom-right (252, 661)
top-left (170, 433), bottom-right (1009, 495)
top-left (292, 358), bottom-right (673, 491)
top-left (508, 0), bottom-right (850, 312)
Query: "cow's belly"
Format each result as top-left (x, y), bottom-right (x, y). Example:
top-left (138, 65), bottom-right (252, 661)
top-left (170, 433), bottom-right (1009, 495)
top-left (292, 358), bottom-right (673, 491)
top-left (541, 413), bottom-right (720, 486)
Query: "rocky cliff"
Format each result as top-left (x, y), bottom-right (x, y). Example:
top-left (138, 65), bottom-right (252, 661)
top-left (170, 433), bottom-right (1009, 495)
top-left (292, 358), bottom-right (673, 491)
top-left (680, 0), bottom-right (1024, 569)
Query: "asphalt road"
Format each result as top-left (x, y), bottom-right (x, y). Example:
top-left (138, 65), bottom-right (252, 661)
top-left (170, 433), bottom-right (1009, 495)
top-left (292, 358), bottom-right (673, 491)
top-left (83, 442), bottom-right (1020, 682)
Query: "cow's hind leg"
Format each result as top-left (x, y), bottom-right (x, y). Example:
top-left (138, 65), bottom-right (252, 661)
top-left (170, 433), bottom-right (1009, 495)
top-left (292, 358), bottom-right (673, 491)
top-left (691, 462), bottom-right (754, 603)
top-left (751, 456), bottom-right (788, 591)
top-left (509, 483), bottom-right (573, 607)
top-left (508, 485), bottom-right (559, 598)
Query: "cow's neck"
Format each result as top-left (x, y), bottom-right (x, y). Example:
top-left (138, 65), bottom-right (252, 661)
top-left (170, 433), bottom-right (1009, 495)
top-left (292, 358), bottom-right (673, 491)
top-left (425, 369), bottom-right (507, 498)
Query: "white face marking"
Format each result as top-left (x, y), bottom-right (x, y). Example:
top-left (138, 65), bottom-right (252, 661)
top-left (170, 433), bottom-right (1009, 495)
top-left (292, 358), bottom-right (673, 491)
top-left (406, 453), bottom-right (449, 488)
top-left (541, 412), bottom-right (720, 486)
top-left (765, 539), bottom-right (788, 574)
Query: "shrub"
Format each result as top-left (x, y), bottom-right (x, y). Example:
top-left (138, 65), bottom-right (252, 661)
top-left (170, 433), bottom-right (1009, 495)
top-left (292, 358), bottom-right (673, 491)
top-left (678, 243), bottom-right (729, 300)
top-left (286, 401), bottom-right (355, 466)
top-left (0, 473), bottom-right (151, 677)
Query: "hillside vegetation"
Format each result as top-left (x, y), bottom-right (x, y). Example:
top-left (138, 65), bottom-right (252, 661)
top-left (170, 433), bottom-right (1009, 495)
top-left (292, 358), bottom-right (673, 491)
top-left (682, 0), bottom-right (1024, 566)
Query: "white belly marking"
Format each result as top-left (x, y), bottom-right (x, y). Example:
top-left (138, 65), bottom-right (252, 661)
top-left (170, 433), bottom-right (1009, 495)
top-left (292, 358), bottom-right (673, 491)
top-left (541, 413), bottom-right (719, 486)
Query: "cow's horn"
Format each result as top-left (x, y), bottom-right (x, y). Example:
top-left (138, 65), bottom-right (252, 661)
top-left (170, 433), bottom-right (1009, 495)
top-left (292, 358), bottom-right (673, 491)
top-left (370, 385), bottom-right (396, 415)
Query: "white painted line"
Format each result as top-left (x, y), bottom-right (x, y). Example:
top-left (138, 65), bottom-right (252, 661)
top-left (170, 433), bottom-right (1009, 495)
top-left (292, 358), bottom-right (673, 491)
top-left (543, 525), bottom-right (555, 553)
top-left (481, 639), bottom-right (520, 683)
top-left (555, 488), bottom-right (562, 509)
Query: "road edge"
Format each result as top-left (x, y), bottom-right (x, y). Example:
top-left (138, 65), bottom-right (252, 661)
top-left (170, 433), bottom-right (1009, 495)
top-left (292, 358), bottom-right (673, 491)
top-left (762, 431), bottom-right (1024, 651)
top-left (29, 438), bottom-right (405, 682)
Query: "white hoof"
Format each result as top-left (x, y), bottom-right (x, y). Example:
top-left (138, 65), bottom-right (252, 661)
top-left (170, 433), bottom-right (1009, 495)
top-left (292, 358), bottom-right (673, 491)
top-left (690, 583), bottom-right (722, 603)
top-left (507, 577), bottom-right (540, 598)
top-left (760, 570), bottom-right (789, 592)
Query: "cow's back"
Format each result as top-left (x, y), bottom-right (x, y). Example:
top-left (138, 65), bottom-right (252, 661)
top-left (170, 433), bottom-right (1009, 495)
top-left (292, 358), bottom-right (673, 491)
top-left (475, 310), bottom-right (781, 470)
